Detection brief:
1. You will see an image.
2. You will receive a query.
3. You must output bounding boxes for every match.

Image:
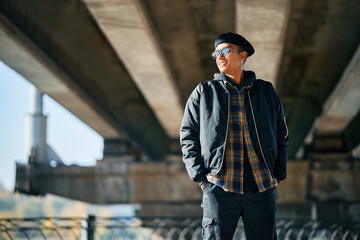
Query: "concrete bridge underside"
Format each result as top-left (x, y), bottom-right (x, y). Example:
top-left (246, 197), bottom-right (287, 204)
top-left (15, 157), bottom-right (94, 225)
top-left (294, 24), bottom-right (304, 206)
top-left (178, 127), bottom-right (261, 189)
top-left (1, 0), bottom-right (360, 218)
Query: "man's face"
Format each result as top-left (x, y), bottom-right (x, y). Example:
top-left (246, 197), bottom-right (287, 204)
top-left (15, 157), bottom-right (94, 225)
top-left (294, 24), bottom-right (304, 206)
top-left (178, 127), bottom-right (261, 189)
top-left (215, 43), bottom-right (247, 74)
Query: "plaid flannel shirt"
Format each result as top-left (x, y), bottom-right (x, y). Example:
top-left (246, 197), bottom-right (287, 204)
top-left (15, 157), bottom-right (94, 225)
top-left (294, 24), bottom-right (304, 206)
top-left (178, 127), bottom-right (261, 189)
top-left (207, 81), bottom-right (276, 194)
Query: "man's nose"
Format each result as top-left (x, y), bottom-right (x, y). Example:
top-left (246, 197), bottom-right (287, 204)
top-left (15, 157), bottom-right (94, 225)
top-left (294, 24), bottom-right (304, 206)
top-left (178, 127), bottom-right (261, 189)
top-left (218, 52), bottom-right (225, 59)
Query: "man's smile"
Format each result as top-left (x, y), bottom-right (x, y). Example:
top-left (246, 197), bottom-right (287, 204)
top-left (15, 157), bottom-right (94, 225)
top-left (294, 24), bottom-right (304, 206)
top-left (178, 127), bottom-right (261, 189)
top-left (217, 60), bottom-right (227, 67)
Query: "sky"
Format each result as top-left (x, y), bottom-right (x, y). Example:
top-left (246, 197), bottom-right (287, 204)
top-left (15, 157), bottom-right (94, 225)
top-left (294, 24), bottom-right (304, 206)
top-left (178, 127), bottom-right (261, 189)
top-left (0, 61), bottom-right (104, 190)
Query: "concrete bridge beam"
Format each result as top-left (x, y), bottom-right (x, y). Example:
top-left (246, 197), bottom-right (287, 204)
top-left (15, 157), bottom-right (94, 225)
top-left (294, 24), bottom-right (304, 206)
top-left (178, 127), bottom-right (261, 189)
top-left (0, 13), bottom-right (121, 140)
top-left (316, 44), bottom-right (360, 136)
top-left (83, 0), bottom-right (184, 139)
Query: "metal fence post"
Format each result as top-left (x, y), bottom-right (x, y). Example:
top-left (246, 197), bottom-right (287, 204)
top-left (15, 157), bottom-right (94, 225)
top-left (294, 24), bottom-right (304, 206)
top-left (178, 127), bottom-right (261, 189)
top-left (87, 215), bottom-right (95, 240)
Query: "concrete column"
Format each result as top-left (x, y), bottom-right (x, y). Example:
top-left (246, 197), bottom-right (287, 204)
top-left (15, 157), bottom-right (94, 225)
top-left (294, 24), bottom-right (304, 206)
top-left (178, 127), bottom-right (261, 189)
top-left (25, 85), bottom-right (47, 164)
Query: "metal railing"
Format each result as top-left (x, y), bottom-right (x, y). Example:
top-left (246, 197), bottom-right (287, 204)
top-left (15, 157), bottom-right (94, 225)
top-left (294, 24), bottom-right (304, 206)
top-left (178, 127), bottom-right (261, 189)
top-left (0, 217), bottom-right (85, 239)
top-left (1, 216), bottom-right (359, 239)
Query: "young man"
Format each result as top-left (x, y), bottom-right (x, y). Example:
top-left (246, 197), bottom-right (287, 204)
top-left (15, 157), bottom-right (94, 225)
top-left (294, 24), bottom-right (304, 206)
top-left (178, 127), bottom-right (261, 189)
top-left (180, 32), bottom-right (289, 239)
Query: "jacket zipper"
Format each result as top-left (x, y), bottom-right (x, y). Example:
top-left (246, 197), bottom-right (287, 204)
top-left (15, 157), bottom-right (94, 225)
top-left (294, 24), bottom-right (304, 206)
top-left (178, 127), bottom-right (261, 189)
top-left (247, 91), bottom-right (273, 179)
top-left (214, 90), bottom-right (230, 175)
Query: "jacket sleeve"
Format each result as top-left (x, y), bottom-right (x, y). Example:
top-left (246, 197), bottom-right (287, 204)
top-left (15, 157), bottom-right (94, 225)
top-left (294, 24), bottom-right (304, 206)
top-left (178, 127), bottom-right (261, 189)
top-left (179, 84), bottom-right (208, 184)
top-left (272, 86), bottom-right (289, 181)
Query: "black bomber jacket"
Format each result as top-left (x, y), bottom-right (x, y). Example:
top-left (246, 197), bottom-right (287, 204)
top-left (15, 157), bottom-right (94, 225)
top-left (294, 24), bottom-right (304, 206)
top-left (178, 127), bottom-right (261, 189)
top-left (180, 71), bottom-right (289, 184)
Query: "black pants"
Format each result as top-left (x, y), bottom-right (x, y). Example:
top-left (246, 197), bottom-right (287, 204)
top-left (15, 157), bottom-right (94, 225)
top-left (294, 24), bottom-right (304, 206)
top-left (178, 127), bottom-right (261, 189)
top-left (201, 182), bottom-right (277, 240)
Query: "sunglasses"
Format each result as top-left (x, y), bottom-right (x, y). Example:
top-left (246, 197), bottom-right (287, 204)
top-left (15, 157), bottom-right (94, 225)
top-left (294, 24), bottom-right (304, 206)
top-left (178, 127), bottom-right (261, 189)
top-left (211, 47), bottom-right (243, 59)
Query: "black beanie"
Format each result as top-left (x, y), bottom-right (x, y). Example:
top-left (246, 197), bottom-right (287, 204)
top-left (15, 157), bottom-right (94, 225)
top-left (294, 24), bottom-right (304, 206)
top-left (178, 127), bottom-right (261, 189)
top-left (214, 32), bottom-right (255, 57)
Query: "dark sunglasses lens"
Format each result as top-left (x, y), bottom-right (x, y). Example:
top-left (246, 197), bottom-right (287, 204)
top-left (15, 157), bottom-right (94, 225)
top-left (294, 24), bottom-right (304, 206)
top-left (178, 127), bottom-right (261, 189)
top-left (211, 51), bottom-right (219, 59)
top-left (222, 48), bottom-right (230, 56)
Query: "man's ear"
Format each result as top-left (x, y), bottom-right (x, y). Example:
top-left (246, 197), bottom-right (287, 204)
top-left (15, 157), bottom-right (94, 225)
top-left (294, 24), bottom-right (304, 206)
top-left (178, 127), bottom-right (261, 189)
top-left (239, 51), bottom-right (247, 60)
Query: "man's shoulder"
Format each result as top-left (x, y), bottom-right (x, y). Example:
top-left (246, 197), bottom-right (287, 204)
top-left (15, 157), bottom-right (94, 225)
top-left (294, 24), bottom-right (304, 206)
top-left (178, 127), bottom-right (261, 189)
top-left (190, 80), bottom-right (220, 96)
top-left (253, 79), bottom-right (276, 92)
top-left (196, 79), bottom-right (225, 90)
top-left (254, 79), bottom-right (274, 88)
top-left (253, 79), bottom-right (280, 101)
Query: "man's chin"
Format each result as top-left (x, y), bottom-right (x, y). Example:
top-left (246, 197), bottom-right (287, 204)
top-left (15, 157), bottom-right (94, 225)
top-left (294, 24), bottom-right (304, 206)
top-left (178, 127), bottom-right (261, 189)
top-left (219, 67), bottom-right (227, 73)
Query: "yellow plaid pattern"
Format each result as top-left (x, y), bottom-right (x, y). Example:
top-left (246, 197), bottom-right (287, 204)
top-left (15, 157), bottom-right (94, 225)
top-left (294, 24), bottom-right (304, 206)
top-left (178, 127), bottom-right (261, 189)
top-left (207, 82), bottom-right (275, 194)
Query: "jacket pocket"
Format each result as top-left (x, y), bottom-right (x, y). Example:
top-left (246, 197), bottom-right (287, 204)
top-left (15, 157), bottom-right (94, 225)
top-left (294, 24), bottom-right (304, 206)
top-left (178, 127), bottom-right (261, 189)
top-left (202, 217), bottom-right (216, 239)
